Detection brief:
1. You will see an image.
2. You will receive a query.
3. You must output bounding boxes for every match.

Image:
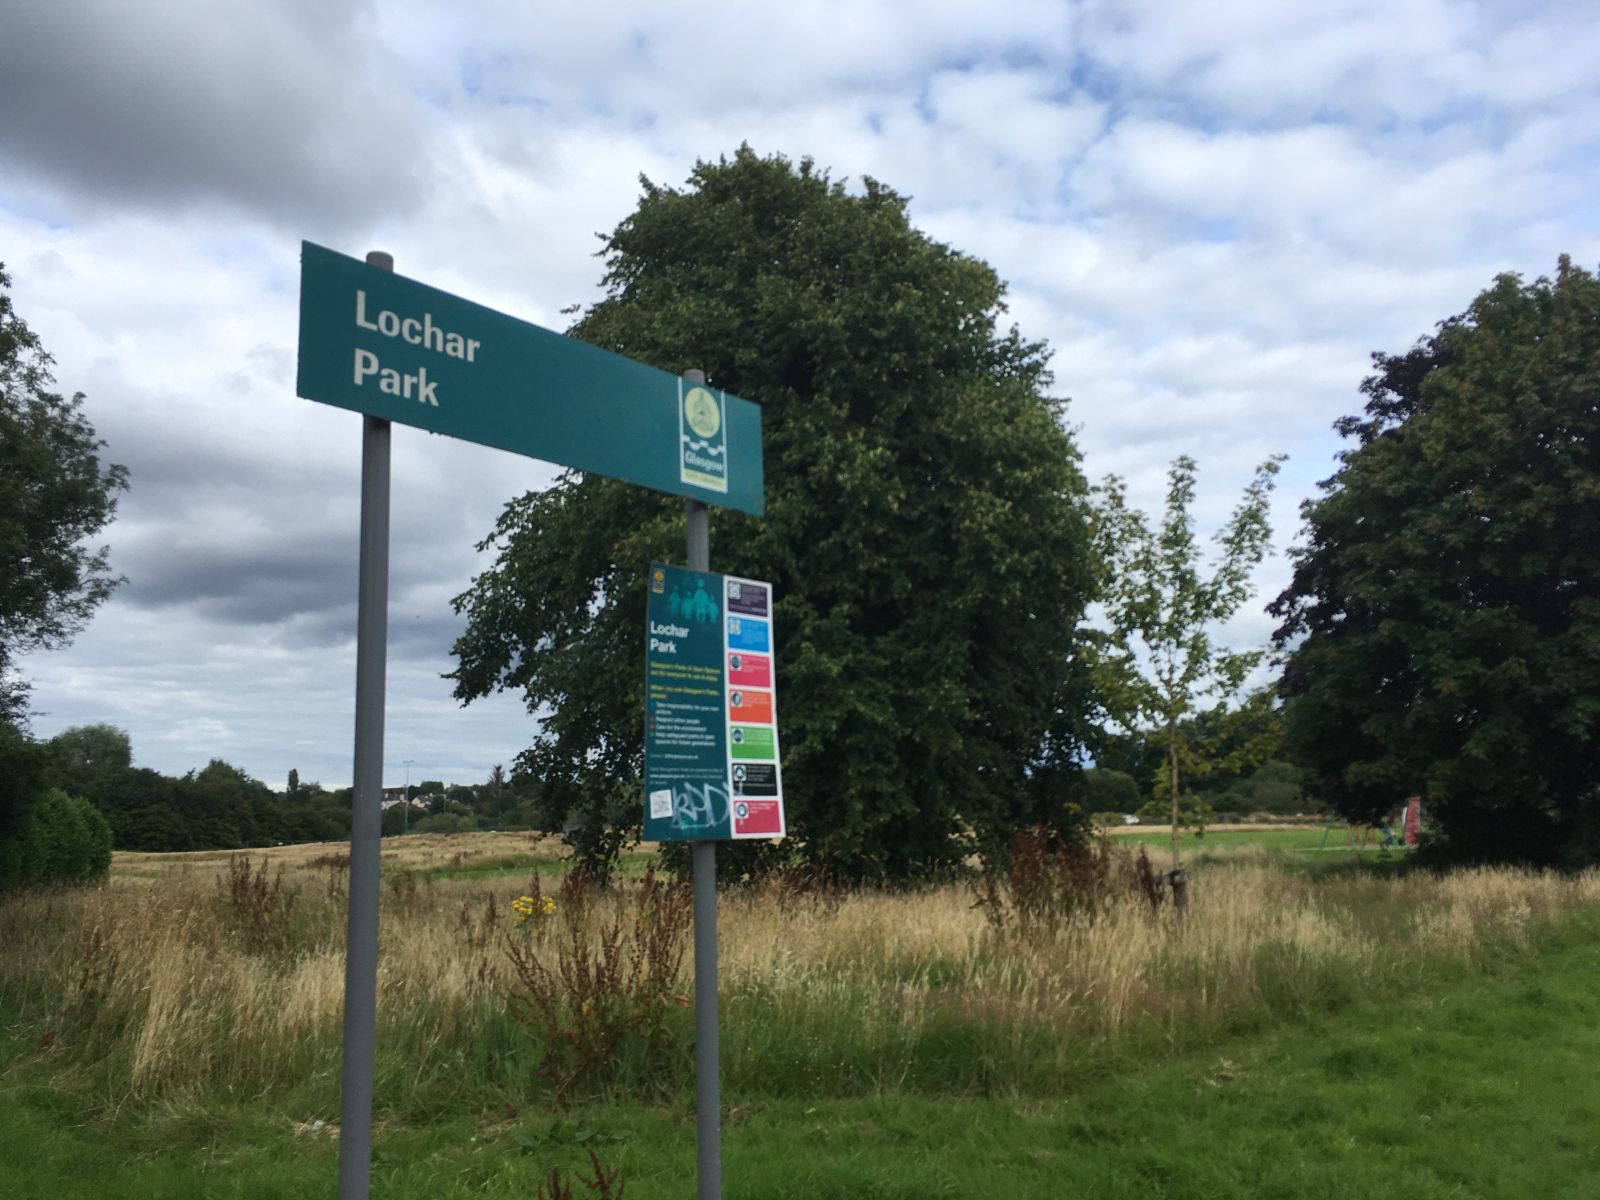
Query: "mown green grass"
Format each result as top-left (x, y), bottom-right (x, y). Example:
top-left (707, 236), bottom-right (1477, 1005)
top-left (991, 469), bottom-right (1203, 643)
top-left (1109, 824), bottom-right (1361, 852)
top-left (5, 910), bottom-right (1598, 1198)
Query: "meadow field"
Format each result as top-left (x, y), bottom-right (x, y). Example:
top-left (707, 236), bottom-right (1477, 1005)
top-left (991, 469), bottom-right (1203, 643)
top-left (3, 829), bottom-right (1599, 1197)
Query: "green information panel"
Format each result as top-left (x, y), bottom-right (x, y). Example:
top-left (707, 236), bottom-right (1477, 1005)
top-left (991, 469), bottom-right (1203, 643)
top-left (644, 563), bottom-right (785, 841)
top-left (296, 242), bottom-right (764, 515)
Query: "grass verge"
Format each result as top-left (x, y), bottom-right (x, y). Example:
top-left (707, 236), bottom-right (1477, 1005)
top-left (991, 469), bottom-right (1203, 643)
top-left (3, 909), bottom-right (1597, 1198)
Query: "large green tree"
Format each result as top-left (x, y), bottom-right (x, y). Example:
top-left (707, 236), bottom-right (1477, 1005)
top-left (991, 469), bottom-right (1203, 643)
top-left (450, 149), bottom-right (1098, 881)
top-left (47, 722), bottom-right (132, 795)
top-left (1093, 454), bottom-right (1283, 867)
top-left (0, 266), bottom-right (126, 883)
top-left (1272, 258), bottom-right (1600, 865)
top-left (0, 263), bottom-right (127, 721)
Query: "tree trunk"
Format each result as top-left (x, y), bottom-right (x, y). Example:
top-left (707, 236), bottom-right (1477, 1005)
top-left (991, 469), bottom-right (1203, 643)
top-left (1168, 719), bottom-right (1181, 871)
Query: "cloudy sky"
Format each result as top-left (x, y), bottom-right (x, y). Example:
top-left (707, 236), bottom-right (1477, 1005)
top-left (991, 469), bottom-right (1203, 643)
top-left (3, 0), bottom-right (1597, 790)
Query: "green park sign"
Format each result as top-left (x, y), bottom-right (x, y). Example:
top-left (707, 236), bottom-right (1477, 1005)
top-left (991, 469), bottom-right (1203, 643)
top-left (296, 242), bottom-right (764, 515)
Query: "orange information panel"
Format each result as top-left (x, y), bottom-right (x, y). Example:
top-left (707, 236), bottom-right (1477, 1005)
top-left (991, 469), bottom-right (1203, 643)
top-left (728, 688), bottom-right (773, 725)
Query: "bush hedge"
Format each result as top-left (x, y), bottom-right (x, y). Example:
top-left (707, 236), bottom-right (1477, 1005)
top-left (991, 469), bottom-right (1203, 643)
top-left (0, 737), bottom-right (112, 889)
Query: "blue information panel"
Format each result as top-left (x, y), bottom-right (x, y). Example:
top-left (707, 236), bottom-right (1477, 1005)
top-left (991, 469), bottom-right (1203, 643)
top-left (726, 615), bottom-right (770, 654)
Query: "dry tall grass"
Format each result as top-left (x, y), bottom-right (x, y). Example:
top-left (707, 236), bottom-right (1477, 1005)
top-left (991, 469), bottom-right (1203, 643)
top-left (3, 840), bottom-right (1596, 1103)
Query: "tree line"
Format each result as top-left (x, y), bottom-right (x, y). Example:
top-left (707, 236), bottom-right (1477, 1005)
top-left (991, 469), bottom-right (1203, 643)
top-left (54, 726), bottom-right (545, 848)
top-left (3, 149), bottom-right (1597, 887)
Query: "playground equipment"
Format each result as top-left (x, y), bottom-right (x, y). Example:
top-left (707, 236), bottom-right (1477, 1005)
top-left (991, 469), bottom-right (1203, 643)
top-left (1319, 820), bottom-right (1380, 851)
top-left (1318, 797), bottom-right (1424, 851)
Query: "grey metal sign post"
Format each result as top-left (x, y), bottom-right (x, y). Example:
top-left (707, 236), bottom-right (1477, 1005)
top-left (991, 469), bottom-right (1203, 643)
top-left (683, 370), bottom-right (722, 1200)
top-left (337, 251), bottom-right (393, 1200)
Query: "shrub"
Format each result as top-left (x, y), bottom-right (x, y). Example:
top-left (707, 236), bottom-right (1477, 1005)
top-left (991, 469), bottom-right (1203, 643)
top-left (1084, 768), bottom-right (1141, 816)
top-left (413, 811), bottom-right (475, 835)
top-left (19, 790), bottom-right (111, 886)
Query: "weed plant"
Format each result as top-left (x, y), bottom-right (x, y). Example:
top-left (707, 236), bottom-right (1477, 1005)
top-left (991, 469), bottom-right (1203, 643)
top-left (215, 854), bottom-right (299, 955)
top-left (534, 1147), bottom-right (626, 1199)
top-left (973, 826), bottom-right (1128, 935)
top-left (502, 865), bottom-right (692, 1105)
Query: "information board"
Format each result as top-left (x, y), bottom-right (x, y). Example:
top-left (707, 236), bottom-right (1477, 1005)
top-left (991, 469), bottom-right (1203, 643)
top-left (643, 562), bottom-right (785, 841)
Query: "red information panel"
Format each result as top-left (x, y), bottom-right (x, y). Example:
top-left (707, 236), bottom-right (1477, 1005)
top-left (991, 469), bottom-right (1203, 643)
top-left (727, 652), bottom-right (771, 688)
top-left (732, 796), bottom-right (783, 837)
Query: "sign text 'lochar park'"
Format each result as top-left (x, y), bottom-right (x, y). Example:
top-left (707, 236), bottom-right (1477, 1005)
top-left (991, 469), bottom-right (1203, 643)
top-left (296, 242), bottom-right (763, 514)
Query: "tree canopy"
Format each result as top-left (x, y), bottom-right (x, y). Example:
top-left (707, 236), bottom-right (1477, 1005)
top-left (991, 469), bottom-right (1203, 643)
top-left (450, 148), bottom-right (1099, 881)
top-left (1272, 257), bottom-right (1600, 865)
top-left (0, 263), bottom-right (127, 722)
top-left (47, 722), bottom-right (132, 793)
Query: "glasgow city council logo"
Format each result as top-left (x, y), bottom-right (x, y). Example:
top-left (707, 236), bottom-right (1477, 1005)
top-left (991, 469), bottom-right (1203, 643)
top-left (679, 383), bottom-right (728, 493)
